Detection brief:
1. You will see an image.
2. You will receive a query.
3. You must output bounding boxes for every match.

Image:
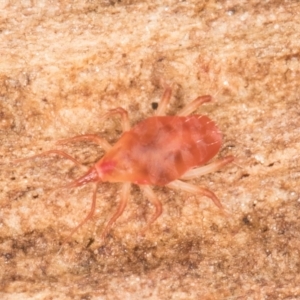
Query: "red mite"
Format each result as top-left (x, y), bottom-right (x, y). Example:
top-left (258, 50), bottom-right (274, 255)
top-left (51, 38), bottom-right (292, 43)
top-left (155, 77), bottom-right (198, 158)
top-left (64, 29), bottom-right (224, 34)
top-left (16, 87), bottom-right (233, 240)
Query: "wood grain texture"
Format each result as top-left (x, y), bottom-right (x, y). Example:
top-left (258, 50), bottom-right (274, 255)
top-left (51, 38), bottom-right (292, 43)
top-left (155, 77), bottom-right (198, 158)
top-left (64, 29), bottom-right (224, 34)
top-left (0, 0), bottom-right (299, 298)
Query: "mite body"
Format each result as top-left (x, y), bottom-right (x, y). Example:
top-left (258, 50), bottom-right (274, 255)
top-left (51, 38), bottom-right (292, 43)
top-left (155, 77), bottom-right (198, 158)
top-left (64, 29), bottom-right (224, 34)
top-left (97, 115), bottom-right (221, 186)
top-left (16, 87), bottom-right (233, 240)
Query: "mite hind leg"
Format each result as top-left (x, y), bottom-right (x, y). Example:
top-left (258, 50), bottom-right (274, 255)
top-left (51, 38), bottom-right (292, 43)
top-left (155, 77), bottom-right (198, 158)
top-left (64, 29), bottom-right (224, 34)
top-left (139, 185), bottom-right (163, 234)
top-left (180, 156), bottom-right (234, 180)
top-left (177, 95), bottom-right (212, 116)
top-left (167, 180), bottom-right (223, 209)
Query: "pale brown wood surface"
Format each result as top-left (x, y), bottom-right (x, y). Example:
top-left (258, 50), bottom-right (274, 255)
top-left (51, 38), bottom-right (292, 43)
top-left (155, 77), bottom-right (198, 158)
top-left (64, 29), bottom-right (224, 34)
top-left (0, 1), bottom-right (299, 299)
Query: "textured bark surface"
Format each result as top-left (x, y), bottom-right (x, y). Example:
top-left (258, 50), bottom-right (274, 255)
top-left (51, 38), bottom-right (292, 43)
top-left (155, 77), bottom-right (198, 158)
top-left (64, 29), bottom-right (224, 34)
top-left (0, 1), bottom-right (299, 299)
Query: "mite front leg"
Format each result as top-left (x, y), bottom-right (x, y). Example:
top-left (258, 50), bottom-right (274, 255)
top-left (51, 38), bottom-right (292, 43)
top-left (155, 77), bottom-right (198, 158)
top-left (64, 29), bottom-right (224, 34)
top-left (56, 107), bottom-right (131, 152)
top-left (14, 149), bottom-right (82, 166)
top-left (176, 95), bottom-right (212, 116)
top-left (64, 182), bottom-right (100, 242)
top-left (101, 182), bottom-right (131, 240)
top-left (154, 86), bottom-right (172, 116)
top-left (100, 107), bottom-right (131, 132)
top-left (56, 134), bottom-right (112, 152)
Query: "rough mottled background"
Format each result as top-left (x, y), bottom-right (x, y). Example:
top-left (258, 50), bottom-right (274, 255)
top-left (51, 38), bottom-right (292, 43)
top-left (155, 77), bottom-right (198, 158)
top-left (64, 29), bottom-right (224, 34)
top-left (0, 0), bottom-right (300, 299)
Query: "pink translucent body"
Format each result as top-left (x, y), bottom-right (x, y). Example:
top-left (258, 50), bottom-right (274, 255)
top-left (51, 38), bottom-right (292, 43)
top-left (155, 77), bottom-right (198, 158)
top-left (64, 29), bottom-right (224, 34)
top-left (97, 115), bottom-right (221, 185)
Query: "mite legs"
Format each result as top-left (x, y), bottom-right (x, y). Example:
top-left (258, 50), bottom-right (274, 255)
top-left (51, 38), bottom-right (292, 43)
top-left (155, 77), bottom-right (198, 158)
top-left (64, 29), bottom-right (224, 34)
top-left (57, 108), bottom-right (132, 240)
top-left (56, 106), bottom-right (131, 150)
top-left (101, 182), bottom-right (131, 239)
top-left (56, 134), bottom-right (112, 152)
top-left (14, 149), bottom-right (82, 166)
top-left (167, 156), bottom-right (234, 209)
top-left (99, 107), bottom-right (130, 132)
top-left (14, 135), bottom-right (113, 166)
top-left (154, 86), bottom-right (213, 117)
top-left (13, 108), bottom-right (132, 242)
top-left (63, 182), bottom-right (100, 242)
top-left (155, 86), bottom-right (172, 116)
top-left (167, 180), bottom-right (223, 209)
top-left (176, 95), bottom-right (212, 116)
top-left (180, 156), bottom-right (234, 180)
top-left (139, 185), bottom-right (163, 234)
